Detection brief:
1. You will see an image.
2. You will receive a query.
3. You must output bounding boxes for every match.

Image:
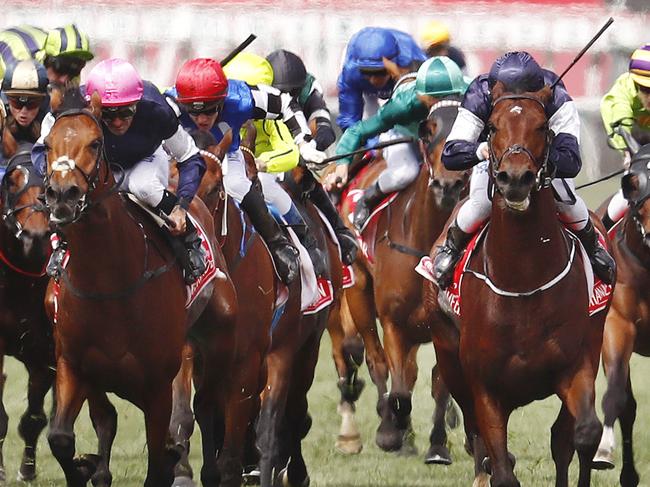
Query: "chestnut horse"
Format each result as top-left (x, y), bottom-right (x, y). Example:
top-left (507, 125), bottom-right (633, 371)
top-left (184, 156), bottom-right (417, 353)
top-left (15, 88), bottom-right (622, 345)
top-left (338, 100), bottom-right (467, 460)
top-left (43, 88), bottom-right (238, 487)
top-left (424, 83), bottom-right (607, 487)
top-left (0, 143), bottom-right (54, 481)
top-left (592, 144), bottom-right (650, 486)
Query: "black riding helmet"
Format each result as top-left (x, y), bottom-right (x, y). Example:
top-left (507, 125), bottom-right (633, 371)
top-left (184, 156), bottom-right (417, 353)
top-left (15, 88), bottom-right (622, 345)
top-left (266, 50), bottom-right (307, 94)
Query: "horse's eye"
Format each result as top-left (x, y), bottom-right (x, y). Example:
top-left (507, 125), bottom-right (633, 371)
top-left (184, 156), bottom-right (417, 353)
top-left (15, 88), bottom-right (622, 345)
top-left (89, 140), bottom-right (101, 152)
top-left (487, 123), bottom-right (496, 134)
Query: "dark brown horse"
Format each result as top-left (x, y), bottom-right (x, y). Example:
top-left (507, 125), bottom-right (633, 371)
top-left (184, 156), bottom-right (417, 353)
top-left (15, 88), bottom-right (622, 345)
top-left (338, 100), bottom-right (467, 461)
top-left (592, 145), bottom-right (650, 486)
top-left (43, 89), bottom-right (238, 487)
top-left (424, 83), bottom-right (607, 487)
top-left (0, 141), bottom-right (54, 482)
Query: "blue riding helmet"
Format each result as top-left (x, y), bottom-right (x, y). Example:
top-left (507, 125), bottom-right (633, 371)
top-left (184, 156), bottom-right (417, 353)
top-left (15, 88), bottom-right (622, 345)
top-left (488, 51), bottom-right (545, 93)
top-left (352, 27), bottom-right (399, 71)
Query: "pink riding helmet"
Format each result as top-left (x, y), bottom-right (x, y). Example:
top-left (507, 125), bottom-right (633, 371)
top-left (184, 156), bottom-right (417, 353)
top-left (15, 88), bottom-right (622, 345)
top-left (85, 58), bottom-right (143, 107)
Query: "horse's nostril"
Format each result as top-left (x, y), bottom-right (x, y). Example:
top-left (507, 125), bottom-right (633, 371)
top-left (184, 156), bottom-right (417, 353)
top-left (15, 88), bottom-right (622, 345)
top-left (520, 171), bottom-right (536, 186)
top-left (63, 186), bottom-right (81, 203)
top-left (432, 179), bottom-right (442, 189)
top-left (45, 187), bottom-right (58, 204)
top-left (496, 172), bottom-right (510, 185)
top-left (453, 180), bottom-right (464, 190)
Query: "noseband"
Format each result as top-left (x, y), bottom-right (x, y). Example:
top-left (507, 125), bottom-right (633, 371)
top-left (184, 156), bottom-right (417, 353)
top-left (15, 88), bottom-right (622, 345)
top-left (487, 94), bottom-right (554, 192)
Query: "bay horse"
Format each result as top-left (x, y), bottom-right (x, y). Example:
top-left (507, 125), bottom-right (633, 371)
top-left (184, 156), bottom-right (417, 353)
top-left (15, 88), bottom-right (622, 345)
top-left (592, 143), bottom-right (650, 486)
top-left (0, 142), bottom-right (54, 482)
top-left (424, 82), bottom-right (607, 487)
top-left (337, 99), bottom-right (468, 460)
top-left (43, 88), bottom-right (238, 487)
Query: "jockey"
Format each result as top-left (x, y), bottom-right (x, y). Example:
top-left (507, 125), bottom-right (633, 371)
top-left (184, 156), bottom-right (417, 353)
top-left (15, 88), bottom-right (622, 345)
top-left (34, 58), bottom-right (207, 284)
top-left (418, 20), bottom-right (467, 73)
top-left (1, 60), bottom-right (49, 166)
top-left (0, 25), bottom-right (48, 80)
top-left (266, 49), bottom-right (358, 265)
top-left (601, 44), bottom-right (650, 229)
top-left (337, 27), bottom-right (427, 131)
top-left (325, 57), bottom-right (467, 230)
top-left (37, 24), bottom-right (94, 85)
top-left (433, 51), bottom-right (616, 288)
top-left (171, 58), bottom-right (328, 284)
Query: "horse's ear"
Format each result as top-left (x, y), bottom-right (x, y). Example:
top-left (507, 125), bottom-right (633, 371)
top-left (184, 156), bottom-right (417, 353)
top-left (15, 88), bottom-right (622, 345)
top-left (49, 85), bottom-right (63, 113)
top-left (490, 81), bottom-right (506, 101)
top-left (536, 85), bottom-right (553, 105)
top-left (382, 57), bottom-right (402, 80)
top-left (2, 126), bottom-right (17, 159)
top-left (89, 91), bottom-right (102, 118)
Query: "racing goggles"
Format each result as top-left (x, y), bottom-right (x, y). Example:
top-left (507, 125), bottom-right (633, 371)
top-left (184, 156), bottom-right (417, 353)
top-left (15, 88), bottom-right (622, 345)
top-left (101, 104), bottom-right (137, 122)
top-left (359, 67), bottom-right (388, 77)
top-left (7, 96), bottom-right (42, 111)
top-left (183, 100), bottom-right (223, 116)
top-left (636, 83), bottom-right (650, 95)
top-left (44, 55), bottom-right (86, 78)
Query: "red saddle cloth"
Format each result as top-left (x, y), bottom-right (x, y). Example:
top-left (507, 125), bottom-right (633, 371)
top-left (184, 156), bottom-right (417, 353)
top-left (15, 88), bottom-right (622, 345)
top-left (416, 225), bottom-right (613, 318)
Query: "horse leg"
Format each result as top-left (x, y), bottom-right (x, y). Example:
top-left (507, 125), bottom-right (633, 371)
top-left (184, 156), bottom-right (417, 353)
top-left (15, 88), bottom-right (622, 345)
top-left (143, 385), bottom-right (179, 487)
top-left (48, 358), bottom-right (91, 487)
top-left (0, 351), bottom-right (8, 483)
top-left (550, 404), bottom-right (575, 487)
top-left (381, 321), bottom-right (418, 455)
top-left (330, 296), bottom-right (363, 455)
top-left (557, 359), bottom-right (602, 487)
top-left (425, 365), bottom-right (453, 465)
top-left (87, 391), bottom-right (117, 487)
top-left (170, 344), bottom-right (196, 486)
top-left (594, 313), bottom-right (635, 471)
top-left (473, 391), bottom-right (518, 487)
top-left (619, 374), bottom-right (639, 487)
top-left (18, 361), bottom-right (54, 481)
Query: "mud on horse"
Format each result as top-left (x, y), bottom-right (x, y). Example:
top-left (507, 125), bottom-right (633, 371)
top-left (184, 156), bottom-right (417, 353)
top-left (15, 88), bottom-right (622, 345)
top-left (593, 142), bottom-right (650, 487)
top-left (336, 100), bottom-right (467, 460)
top-left (42, 88), bottom-right (237, 487)
top-left (423, 82), bottom-right (609, 487)
top-left (0, 142), bottom-right (54, 482)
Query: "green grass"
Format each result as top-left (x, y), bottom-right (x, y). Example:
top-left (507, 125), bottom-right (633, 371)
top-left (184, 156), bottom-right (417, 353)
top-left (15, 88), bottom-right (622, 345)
top-left (0, 333), bottom-right (649, 486)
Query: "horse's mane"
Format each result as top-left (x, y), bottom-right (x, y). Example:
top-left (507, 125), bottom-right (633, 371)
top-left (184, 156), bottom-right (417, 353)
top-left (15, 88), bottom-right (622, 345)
top-left (189, 129), bottom-right (218, 151)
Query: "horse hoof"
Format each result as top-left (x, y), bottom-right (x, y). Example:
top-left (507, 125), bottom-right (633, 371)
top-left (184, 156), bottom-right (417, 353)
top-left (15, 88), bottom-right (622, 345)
top-left (73, 453), bottom-right (100, 479)
top-left (472, 472), bottom-right (490, 487)
top-left (424, 445), bottom-right (452, 465)
top-left (242, 465), bottom-right (260, 485)
top-left (16, 470), bottom-right (35, 482)
top-left (335, 434), bottom-right (363, 455)
top-left (482, 453), bottom-right (516, 474)
top-left (592, 449), bottom-right (615, 470)
top-left (172, 476), bottom-right (197, 487)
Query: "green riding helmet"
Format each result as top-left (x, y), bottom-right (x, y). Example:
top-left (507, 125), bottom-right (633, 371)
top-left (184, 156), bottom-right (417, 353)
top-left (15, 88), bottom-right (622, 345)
top-left (415, 56), bottom-right (467, 97)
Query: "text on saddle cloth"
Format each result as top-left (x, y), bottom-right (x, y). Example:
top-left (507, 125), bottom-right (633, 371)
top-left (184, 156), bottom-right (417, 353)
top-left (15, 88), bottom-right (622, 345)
top-left (415, 225), bottom-right (612, 317)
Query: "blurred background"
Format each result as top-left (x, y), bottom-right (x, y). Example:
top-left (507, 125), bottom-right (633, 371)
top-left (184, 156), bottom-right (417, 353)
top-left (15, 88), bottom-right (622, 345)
top-left (3, 0), bottom-right (649, 180)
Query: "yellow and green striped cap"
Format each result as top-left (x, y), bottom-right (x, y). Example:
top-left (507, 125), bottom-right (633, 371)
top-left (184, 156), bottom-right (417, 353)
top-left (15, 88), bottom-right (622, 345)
top-left (40, 24), bottom-right (93, 61)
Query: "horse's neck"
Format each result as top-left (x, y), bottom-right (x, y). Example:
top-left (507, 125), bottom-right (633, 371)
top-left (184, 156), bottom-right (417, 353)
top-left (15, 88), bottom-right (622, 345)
top-left (622, 216), bottom-right (650, 269)
top-left (485, 189), bottom-right (568, 288)
top-left (402, 165), bottom-right (445, 247)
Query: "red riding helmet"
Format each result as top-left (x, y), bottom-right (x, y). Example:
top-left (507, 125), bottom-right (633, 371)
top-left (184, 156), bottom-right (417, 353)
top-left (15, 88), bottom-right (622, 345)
top-left (176, 58), bottom-right (228, 103)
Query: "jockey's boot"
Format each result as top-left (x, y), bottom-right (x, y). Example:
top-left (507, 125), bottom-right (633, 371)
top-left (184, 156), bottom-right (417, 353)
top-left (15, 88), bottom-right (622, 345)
top-left (574, 219), bottom-right (616, 285)
top-left (353, 182), bottom-right (386, 231)
top-left (241, 183), bottom-right (300, 284)
top-left (181, 216), bottom-right (206, 285)
top-left (433, 221), bottom-right (472, 290)
top-left (284, 204), bottom-right (326, 276)
top-left (307, 180), bottom-right (358, 265)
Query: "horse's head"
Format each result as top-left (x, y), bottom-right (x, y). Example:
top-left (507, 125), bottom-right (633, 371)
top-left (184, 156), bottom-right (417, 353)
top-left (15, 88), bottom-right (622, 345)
top-left (0, 143), bottom-right (49, 243)
top-left (488, 82), bottom-right (553, 211)
top-left (44, 86), bottom-right (105, 225)
top-left (418, 96), bottom-right (469, 210)
top-left (621, 144), bottom-right (650, 247)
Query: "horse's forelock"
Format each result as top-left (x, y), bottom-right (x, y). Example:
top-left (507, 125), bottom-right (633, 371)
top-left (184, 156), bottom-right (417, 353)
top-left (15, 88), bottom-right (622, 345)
top-left (57, 86), bottom-right (89, 114)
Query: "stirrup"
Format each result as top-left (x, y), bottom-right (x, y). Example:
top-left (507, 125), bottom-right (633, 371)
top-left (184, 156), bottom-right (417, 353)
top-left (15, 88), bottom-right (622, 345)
top-left (352, 204), bottom-right (371, 231)
top-left (432, 245), bottom-right (462, 290)
top-left (46, 247), bottom-right (67, 279)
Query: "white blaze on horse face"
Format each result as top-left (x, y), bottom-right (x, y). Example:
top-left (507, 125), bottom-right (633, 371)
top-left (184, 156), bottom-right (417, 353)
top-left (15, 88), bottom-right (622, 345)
top-left (63, 126), bottom-right (77, 143)
top-left (51, 156), bottom-right (76, 178)
top-left (510, 105), bottom-right (523, 115)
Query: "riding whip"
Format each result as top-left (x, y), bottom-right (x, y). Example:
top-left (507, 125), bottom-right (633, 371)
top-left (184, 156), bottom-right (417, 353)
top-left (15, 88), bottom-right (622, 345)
top-left (221, 34), bottom-right (257, 67)
top-left (550, 17), bottom-right (614, 89)
top-left (320, 136), bottom-right (416, 165)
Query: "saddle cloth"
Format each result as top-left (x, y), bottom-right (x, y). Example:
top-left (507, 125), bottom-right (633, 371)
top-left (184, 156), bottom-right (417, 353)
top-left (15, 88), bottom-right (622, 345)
top-left (415, 224), bottom-right (613, 317)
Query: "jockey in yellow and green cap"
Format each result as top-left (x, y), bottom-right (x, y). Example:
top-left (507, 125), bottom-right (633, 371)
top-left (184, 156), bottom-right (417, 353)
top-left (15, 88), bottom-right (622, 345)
top-left (37, 24), bottom-right (93, 85)
top-left (0, 25), bottom-right (48, 80)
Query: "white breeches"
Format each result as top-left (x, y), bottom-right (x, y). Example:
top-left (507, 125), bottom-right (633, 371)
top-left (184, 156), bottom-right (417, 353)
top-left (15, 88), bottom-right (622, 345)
top-left (376, 129), bottom-right (421, 193)
top-left (606, 189), bottom-right (628, 222)
top-left (119, 145), bottom-right (169, 207)
top-left (222, 149), bottom-right (292, 214)
top-left (456, 160), bottom-right (590, 233)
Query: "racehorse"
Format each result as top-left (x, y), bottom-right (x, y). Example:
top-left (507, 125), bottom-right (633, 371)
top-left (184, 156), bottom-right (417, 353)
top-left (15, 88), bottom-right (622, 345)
top-left (170, 129), bottom-right (302, 487)
top-left (0, 141), bottom-right (54, 482)
top-left (592, 142), bottom-right (650, 486)
top-left (337, 100), bottom-right (467, 460)
top-left (424, 82), bottom-right (607, 487)
top-left (43, 87), bottom-right (238, 487)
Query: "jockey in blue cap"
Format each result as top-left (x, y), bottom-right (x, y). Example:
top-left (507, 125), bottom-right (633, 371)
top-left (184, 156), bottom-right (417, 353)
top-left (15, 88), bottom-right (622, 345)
top-left (432, 51), bottom-right (616, 288)
top-left (337, 27), bottom-right (427, 131)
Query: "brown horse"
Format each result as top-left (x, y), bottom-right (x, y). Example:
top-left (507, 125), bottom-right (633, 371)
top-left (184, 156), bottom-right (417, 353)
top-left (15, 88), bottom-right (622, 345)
top-left (0, 142), bottom-right (54, 482)
top-left (338, 100), bottom-right (468, 460)
top-left (169, 129), bottom-right (302, 487)
top-left (592, 145), bottom-right (650, 486)
top-left (42, 88), bottom-right (238, 487)
top-left (424, 83), bottom-right (607, 487)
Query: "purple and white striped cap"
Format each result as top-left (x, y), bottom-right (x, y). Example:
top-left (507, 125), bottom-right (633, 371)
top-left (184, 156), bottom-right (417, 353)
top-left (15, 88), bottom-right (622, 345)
top-left (629, 44), bottom-right (650, 88)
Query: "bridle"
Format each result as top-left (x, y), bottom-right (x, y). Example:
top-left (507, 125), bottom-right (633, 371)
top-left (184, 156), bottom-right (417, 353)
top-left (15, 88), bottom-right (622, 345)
top-left (487, 94), bottom-right (554, 192)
